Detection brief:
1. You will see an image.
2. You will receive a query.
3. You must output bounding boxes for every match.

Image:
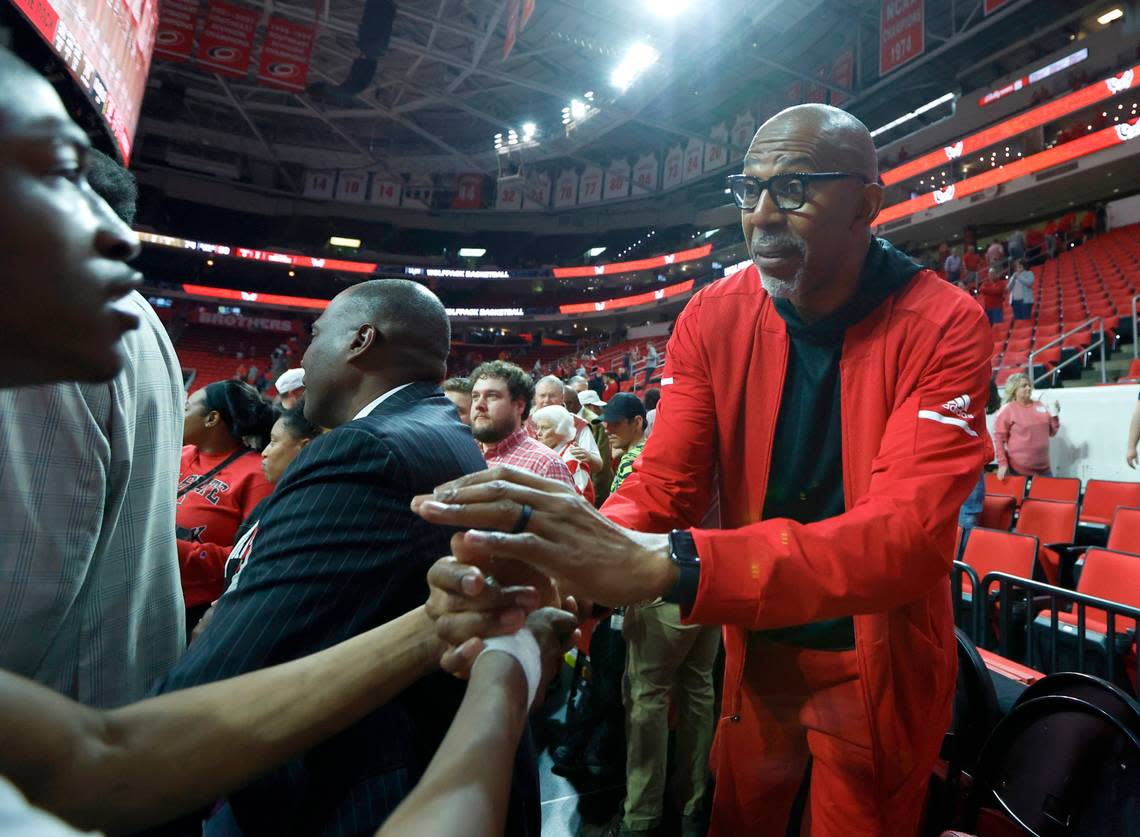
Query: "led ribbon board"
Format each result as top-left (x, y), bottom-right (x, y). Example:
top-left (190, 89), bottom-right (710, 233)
top-left (552, 245), bottom-right (712, 278)
top-left (559, 280), bottom-right (695, 314)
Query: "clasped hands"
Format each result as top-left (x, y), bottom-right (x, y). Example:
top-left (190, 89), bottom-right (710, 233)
top-left (411, 466), bottom-right (677, 684)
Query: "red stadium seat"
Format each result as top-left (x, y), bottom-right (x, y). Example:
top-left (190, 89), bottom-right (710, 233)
top-left (1013, 499), bottom-right (1077, 585)
top-left (959, 528), bottom-right (1038, 597)
top-left (980, 495), bottom-right (1016, 531)
top-left (1026, 476), bottom-right (1080, 504)
top-left (985, 473), bottom-right (1028, 505)
top-left (1080, 480), bottom-right (1140, 527)
top-left (1107, 507), bottom-right (1140, 554)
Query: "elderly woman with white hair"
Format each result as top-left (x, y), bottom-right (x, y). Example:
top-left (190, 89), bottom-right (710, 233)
top-left (532, 404), bottom-right (595, 504)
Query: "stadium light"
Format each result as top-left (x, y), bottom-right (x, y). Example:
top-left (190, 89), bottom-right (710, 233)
top-left (646, 0), bottom-right (690, 16)
top-left (1097, 7), bottom-right (1124, 24)
top-left (328, 236), bottom-right (361, 249)
top-left (521, 122), bottom-right (537, 140)
top-left (458, 247), bottom-right (487, 258)
top-left (869, 92), bottom-right (955, 137)
top-left (586, 247), bottom-right (607, 257)
top-left (611, 43), bottom-right (659, 92)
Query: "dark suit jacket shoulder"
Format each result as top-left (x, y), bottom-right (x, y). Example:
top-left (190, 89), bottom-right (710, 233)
top-left (153, 383), bottom-right (536, 836)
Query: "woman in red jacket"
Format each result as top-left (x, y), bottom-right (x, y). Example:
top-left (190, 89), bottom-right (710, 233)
top-left (177, 381), bottom-right (274, 632)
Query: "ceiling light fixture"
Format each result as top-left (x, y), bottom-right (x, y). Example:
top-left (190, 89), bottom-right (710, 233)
top-left (611, 42), bottom-right (659, 92)
top-left (1097, 7), bottom-right (1124, 24)
top-left (869, 92), bottom-right (955, 137)
top-left (328, 236), bottom-right (361, 248)
top-left (458, 248), bottom-right (487, 258)
top-left (586, 246), bottom-right (607, 257)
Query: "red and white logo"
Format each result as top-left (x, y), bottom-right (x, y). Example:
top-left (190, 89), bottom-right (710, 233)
top-left (664, 254), bottom-right (676, 264)
top-left (944, 141), bottom-right (964, 159)
top-left (1114, 121), bottom-right (1140, 142)
top-left (933, 184), bottom-right (956, 204)
top-left (1106, 69), bottom-right (1135, 95)
top-left (594, 265), bottom-right (606, 275)
top-left (917, 393), bottom-right (978, 437)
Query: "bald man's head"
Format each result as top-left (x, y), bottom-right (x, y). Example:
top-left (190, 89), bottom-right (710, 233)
top-left (300, 279), bottom-right (451, 427)
top-left (738, 103), bottom-right (884, 321)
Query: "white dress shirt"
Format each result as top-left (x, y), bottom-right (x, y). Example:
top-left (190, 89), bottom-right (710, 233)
top-left (352, 383), bottom-right (415, 420)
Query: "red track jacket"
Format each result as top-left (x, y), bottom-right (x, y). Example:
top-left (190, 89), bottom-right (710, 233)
top-left (603, 257), bottom-right (992, 817)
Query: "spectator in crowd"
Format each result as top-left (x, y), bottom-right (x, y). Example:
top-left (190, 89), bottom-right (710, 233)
top-left (588, 366), bottom-right (605, 396)
top-left (1044, 218), bottom-right (1059, 259)
top-left (994, 373), bottom-right (1060, 479)
top-left (532, 405), bottom-right (595, 504)
top-left (0, 140), bottom-right (184, 708)
top-left (943, 247), bottom-right (962, 284)
top-left (643, 386), bottom-right (661, 435)
top-left (178, 380), bottom-right (275, 633)
top-left (157, 281), bottom-right (542, 835)
top-left (1008, 259), bottom-right (1035, 321)
top-left (604, 392), bottom-right (649, 494)
top-left (978, 268), bottom-right (1008, 324)
top-left (963, 247), bottom-right (982, 287)
top-left (1008, 229), bottom-right (1026, 265)
top-left (0, 49), bottom-right (563, 837)
top-left (531, 375), bottom-right (604, 477)
top-left (274, 367), bottom-right (305, 409)
top-left (986, 238), bottom-right (1005, 269)
top-left (417, 103), bottom-right (991, 835)
top-left (568, 374), bottom-right (589, 393)
top-left (602, 373), bottom-right (620, 402)
top-left (1025, 225), bottom-right (1046, 264)
top-left (442, 376), bottom-right (473, 425)
top-left (645, 340), bottom-right (659, 385)
top-left (565, 384), bottom-right (614, 505)
top-left (470, 361), bottom-right (575, 488)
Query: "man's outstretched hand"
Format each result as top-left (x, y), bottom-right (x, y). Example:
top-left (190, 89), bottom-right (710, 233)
top-left (411, 466), bottom-right (677, 609)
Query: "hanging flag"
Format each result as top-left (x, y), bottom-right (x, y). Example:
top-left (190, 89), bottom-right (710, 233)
top-left (880, 0), bottom-right (924, 76)
top-left (369, 174), bottom-right (401, 207)
top-left (257, 15), bottom-right (316, 91)
top-left (154, 0), bottom-right (200, 62)
top-left (662, 145), bottom-right (684, 190)
top-left (631, 154), bottom-right (659, 195)
top-left (196, 0), bottom-right (259, 78)
top-left (303, 170), bottom-right (335, 199)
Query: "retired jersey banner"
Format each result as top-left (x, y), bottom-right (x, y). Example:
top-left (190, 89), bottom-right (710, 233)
top-left (577, 164), bottom-right (603, 205)
top-left (682, 140), bottom-right (703, 183)
top-left (451, 173), bottom-right (485, 209)
top-left (370, 175), bottom-right (401, 207)
top-left (303, 170), bottom-right (335, 199)
top-left (257, 15), bottom-right (315, 91)
top-left (196, 0), bottom-right (258, 77)
top-left (495, 179), bottom-right (524, 210)
top-left (154, 0), bottom-right (199, 62)
top-left (731, 112), bottom-right (755, 151)
top-left (523, 171), bottom-right (550, 210)
top-left (880, 0), bottom-right (924, 76)
top-left (704, 124), bottom-right (729, 171)
top-left (553, 169), bottom-right (578, 208)
top-left (631, 154), bottom-right (658, 195)
top-left (604, 160), bottom-right (631, 201)
top-left (662, 145), bottom-right (684, 190)
top-left (334, 171), bottom-right (368, 203)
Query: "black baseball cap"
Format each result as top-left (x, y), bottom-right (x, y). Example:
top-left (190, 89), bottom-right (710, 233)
top-left (601, 392), bottom-right (647, 423)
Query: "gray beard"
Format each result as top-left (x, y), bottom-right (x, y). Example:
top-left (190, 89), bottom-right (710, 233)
top-left (749, 230), bottom-right (807, 299)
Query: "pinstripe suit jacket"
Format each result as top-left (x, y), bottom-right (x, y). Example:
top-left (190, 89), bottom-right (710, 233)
top-left (153, 382), bottom-right (539, 836)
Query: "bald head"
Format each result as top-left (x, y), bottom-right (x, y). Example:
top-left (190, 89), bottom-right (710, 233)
top-left (563, 385), bottom-right (581, 414)
top-left (341, 279), bottom-right (451, 378)
top-left (747, 104), bottom-right (878, 184)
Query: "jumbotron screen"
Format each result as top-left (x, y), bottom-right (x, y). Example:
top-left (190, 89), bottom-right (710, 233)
top-left (10, 0), bottom-right (157, 161)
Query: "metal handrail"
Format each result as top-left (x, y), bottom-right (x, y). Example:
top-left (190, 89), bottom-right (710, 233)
top-left (1132, 294), bottom-right (1140, 359)
top-left (1026, 316), bottom-right (1106, 387)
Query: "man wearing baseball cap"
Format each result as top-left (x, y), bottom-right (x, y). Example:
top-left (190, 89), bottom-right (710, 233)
top-left (602, 393), bottom-right (648, 493)
top-left (274, 368), bottom-right (305, 410)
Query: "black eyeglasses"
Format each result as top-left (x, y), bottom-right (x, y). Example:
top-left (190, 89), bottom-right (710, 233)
top-left (725, 172), bottom-right (867, 212)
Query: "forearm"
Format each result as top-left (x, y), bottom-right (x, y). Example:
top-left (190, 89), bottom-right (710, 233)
top-left (376, 652), bottom-right (529, 837)
top-left (16, 607), bottom-right (441, 835)
top-left (1128, 404), bottom-right (1140, 451)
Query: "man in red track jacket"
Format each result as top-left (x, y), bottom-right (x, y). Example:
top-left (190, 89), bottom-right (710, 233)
top-left (415, 104), bottom-right (993, 836)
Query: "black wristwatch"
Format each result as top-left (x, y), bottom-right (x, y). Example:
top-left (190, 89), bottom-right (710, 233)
top-left (664, 529), bottom-right (701, 614)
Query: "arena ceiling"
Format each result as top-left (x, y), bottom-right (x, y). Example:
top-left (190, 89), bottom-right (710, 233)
top-left (134, 0), bottom-right (1086, 190)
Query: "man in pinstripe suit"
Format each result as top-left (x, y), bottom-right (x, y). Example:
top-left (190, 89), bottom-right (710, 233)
top-left (155, 280), bottom-right (539, 836)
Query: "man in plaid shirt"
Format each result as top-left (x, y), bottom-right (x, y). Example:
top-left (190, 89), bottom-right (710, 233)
top-left (470, 361), bottom-right (574, 488)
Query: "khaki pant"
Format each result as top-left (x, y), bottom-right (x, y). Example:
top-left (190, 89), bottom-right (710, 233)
top-left (623, 601), bottom-right (721, 829)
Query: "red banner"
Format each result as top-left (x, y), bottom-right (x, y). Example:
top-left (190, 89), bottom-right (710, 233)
top-left (875, 118), bottom-right (1140, 228)
top-left (451, 173), bottom-right (485, 209)
top-left (882, 63), bottom-right (1140, 186)
top-left (503, 0), bottom-right (520, 60)
top-left (552, 244), bottom-right (711, 279)
top-left (984, 0), bottom-right (1012, 13)
top-left (880, 0), bottom-right (924, 76)
top-left (196, 0), bottom-right (258, 77)
top-left (183, 284), bottom-right (331, 311)
top-left (155, 0), bottom-right (199, 62)
top-left (831, 47), bottom-right (855, 106)
top-left (257, 15), bottom-right (315, 91)
top-left (559, 280), bottom-right (695, 315)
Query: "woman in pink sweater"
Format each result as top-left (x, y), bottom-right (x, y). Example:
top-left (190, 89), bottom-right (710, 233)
top-left (994, 373), bottom-right (1060, 479)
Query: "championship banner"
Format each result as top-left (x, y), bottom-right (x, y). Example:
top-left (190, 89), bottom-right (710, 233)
top-left (682, 140), bottom-right (703, 183)
top-left (553, 169), bottom-right (578, 208)
top-left (631, 154), bottom-right (658, 195)
top-left (731, 112), bottom-right (755, 150)
top-left (370, 175), bottom-right (401, 207)
top-left (523, 171), bottom-right (551, 210)
top-left (662, 145), bottom-right (684, 190)
top-left (452, 173), bottom-right (485, 209)
top-left (704, 123), bottom-right (728, 172)
top-left (196, 0), bottom-right (258, 77)
top-left (831, 47), bottom-right (855, 106)
top-left (495, 179), bottom-right (524, 210)
top-left (334, 171), bottom-right (368, 203)
top-left (256, 15), bottom-right (316, 91)
top-left (984, 0), bottom-right (1011, 13)
top-left (880, 0), bottom-right (924, 76)
top-left (503, 0), bottom-right (520, 60)
top-left (521, 0), bottom-right (535, 28)
top-left (807, 66), bottom-right (828, 104)
top-left (302, 170), bottom-right (335, 199)
top-left (785, 80), bottom-right (803, 105)
top-left (577, 164), bottom-right (603, 205)
top-left (604, 159), bottom-right (631, 201)
top-left (154, 0), bottom-right (199, 62)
